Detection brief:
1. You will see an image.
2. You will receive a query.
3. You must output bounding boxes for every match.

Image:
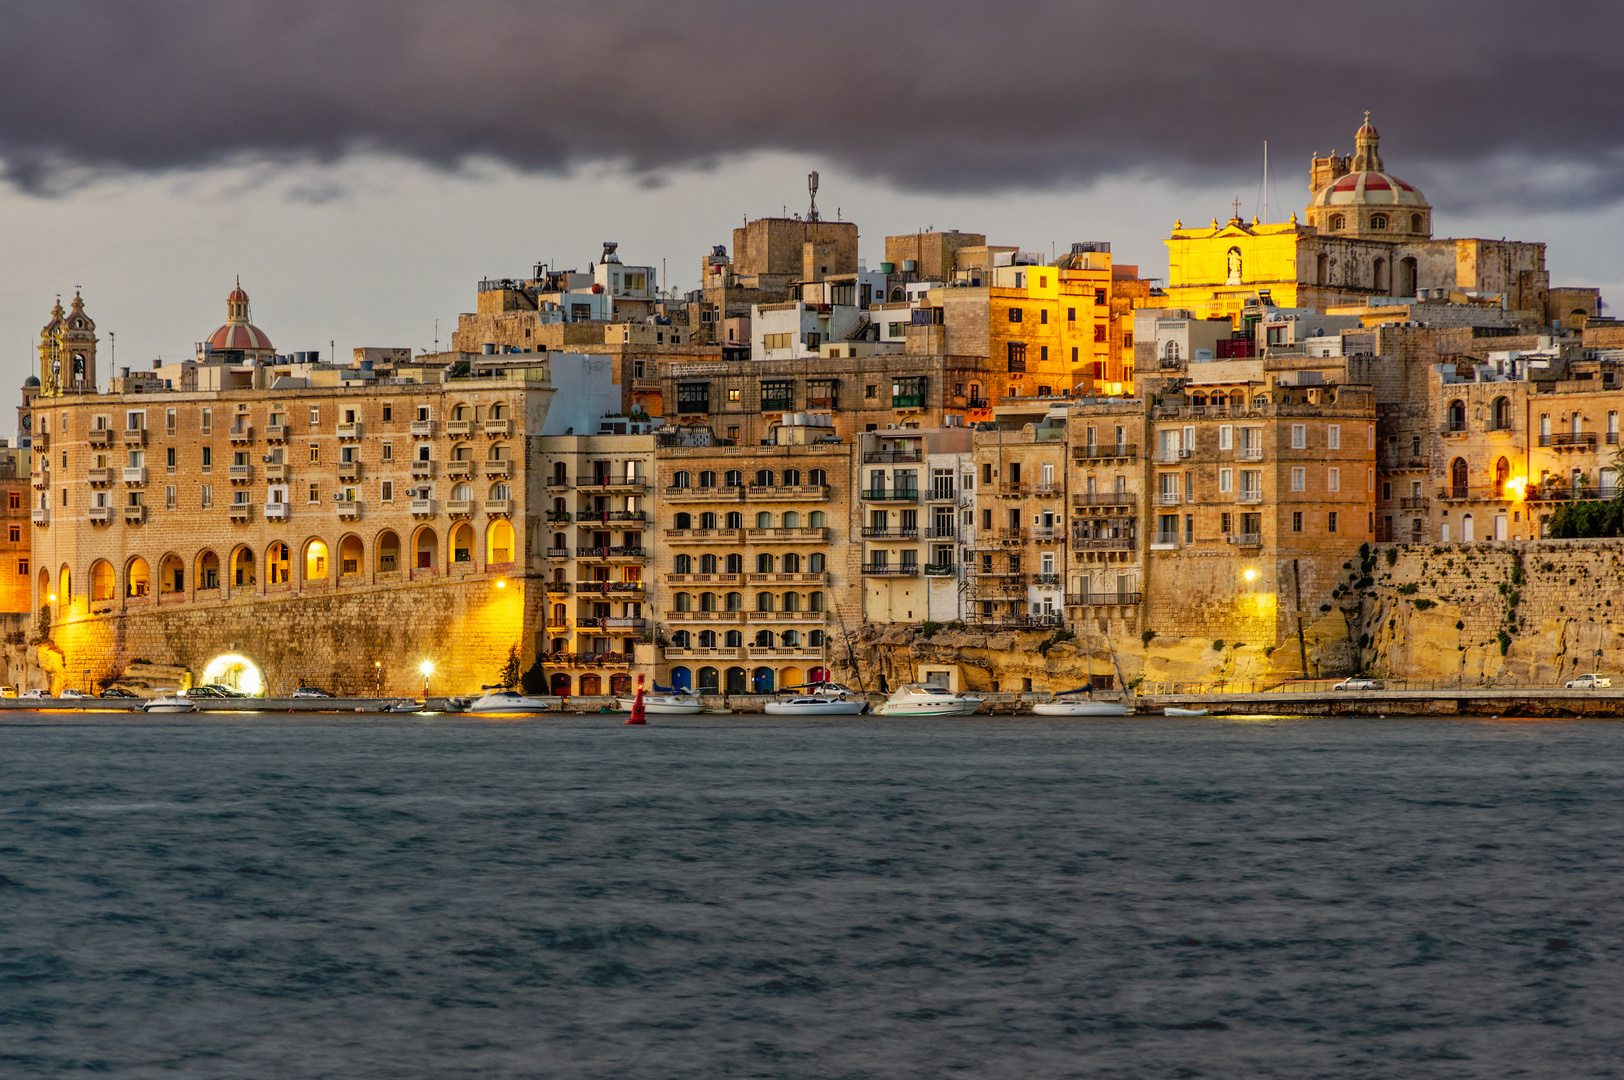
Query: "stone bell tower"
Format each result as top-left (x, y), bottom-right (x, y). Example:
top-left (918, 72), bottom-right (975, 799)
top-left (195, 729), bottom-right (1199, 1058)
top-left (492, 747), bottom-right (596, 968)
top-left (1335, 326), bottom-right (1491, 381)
top-left (38, 290), bottom-right (98, 396)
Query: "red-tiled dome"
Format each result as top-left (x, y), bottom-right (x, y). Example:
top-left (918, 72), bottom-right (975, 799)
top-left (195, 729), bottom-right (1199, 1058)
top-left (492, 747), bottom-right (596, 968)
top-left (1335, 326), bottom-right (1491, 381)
top-left (206, 280), bottom-right (273, 354)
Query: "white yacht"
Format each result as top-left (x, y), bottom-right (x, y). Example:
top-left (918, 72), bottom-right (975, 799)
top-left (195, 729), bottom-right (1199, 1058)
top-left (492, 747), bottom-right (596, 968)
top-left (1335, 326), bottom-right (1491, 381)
top-left (1031, 689), bottom-right (1129, 717)
top-left (142, 691), bottom-right (195, 714)
top-left (614, 688), bottom-right (704, 715)
top-left (467, 689), bottom-right (558, 713)
top-left (764, 694), bottom-right (868, 716)
top-left (872, 683), bottom-right (983, 717)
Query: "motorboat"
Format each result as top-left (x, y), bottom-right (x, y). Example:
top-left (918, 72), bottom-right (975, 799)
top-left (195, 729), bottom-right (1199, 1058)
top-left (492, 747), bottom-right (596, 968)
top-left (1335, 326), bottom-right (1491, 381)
top-left (1164, 707), bottom-right (1209, 717)
top-left (467, 688), bottom-right (558, 713)
top-left (142, 691), bottom-right (195, 714)
top-left (764, 694), bottom-right (868, 716)
top-left (1031, 689), bottom-right (1130, 717)
top-left (871, 683), bottom-right (983, 717)
top-left (615, 689), bottom-right (704, 714)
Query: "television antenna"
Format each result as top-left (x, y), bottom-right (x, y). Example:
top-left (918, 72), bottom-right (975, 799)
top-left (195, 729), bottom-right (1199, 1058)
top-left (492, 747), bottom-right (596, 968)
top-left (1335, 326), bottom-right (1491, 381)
top-left (808, 171), bottom-right (820, 223)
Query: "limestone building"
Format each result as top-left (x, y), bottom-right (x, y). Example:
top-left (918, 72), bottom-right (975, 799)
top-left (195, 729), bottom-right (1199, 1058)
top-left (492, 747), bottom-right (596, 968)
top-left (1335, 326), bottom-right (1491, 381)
top-left (856, 427), bottom-right (973, 623)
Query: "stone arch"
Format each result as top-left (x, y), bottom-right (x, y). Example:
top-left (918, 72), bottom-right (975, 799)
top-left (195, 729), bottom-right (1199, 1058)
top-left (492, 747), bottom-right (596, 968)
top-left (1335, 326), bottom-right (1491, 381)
top-left (486, 519), bottom-right (514, 565)
top-left (451, 401), bottom-right (472, 421)
top-left (231, 545), bottom-right (256, 589)
top-left (90, 559), bottom-right (115, 601)
top-left (550, 672), bottom-right (572, 695)
top-left (1447, 399), bottom-right (1466, 432)
top-left (1316, 252), bottom-right (1328, 286)
top-left (1491, 396), bottom-right (1511, 430)
top-left (1400, 256), bottom-right (1418, 296)
top-left (302, 537), bottom-right (330, 584)
top-left (196, 549), bottom-right (221, 591)
top-left (413, 526), bottom-right (439, 571)
top-left (578, 673), bottom-right (602, 695)
top-left (1373, 257), bottom-right (1389, 294)
top-left (158, 552), bottom-right (185, 597)
top-left (58, 564), bottom-right (72, 605)
top-left (125, 556), bottom-right (150, 598)
top-left (37, 567), bottom-right (50, 611)
top-left (266, 542), bottom-right (292, 586)
top-left (725, 666), bottom-right (748, 694)
top-left (375, 530), bottom-right (400, 573)
top-left (1494, 457), bottom-right (1511, 495)
top-left (450, 522), bottom-right (475, 565)
top-left (338, 534), bottom-right (364, 577)
top-left (697, 666), bottom-right (720, 694)
top-left (488, 400), bottom-right (507, 420)
top-left (1450, 457), bottom-right (1468, 496)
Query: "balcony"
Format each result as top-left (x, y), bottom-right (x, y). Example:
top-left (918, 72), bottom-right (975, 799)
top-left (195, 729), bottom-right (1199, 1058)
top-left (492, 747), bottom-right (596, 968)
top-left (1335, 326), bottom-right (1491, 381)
top-left (1237, 448), bottom-right (1264, 461)
top-left (31, 508), bottom-right (48, 526)
top-left (761, 397), bottom-right (795, 413)
top-left (576, 510), bottom-right (646, 524)
top-left (743, 526), bottom-right (828, 543)
top-left (862, 488), bottom-right (919, 502)
top-left (1155, 492), bottom-right (1184, 506)
top-left (1072, 443), bottom-right (1138, 462)
top-left (1070, 536), bottom-right (1137, 552)
top-left (805, 395), bottom-right (836, 410)
top-left (1031, 483), bottom-right (1061, 498)
top-left (1154, 449), bottom-right (1189, 464)
top-left (631, 377), bottom-right (661, 394)
top-left (122, 428), bottom-right (147, 446)
top-left (230, 464), bottom-right (253, 483)
top-left (748, 484), bottom-right (829, 502)
top-left (410, 498), bottom-right (438, 516)
top-left (861, 526), bottom-right (918, 539)
top-left (264, 424), bottom-right (288, 442)
top-left (229, 426), bottom-right (253, 444)
top-left (447, 499), bottom-right (474, 516)
top-left (891, 394), bottom-right (925, 409)
top-left (746, 572), bottom-right (827, 585)
top-left (410, 419), bottom-right (436, 437)
top-left (572, 651), bottom-right (631, 668)
top-left (124, 505), bottom-right (147, 524)
top-left (1226, 532), bottom-right (1263, 546)
top-left (1152, 533), bottom-right (1181, 549)
top-left (1541, 432), bottom-right (1597, 450)
top-left (665, 573), bottom-right (741, 586)
top-left (545, 547), bottom-right (570, 559)
top-left (745, 610), bottom-right (824, 622)
top-left (88, 428), bottom-right (112, 446)
top-left (1237, 490), bottom-right (1264, 504)
top-left (666, 528), bottom-right (743, 543)
top-left (666, 610), bottom-right (748, 623)
top-left (443, 460), bottom-right (472, 479)
top-left (122, 467), bottom-right (147, 485)
top-left (87, 467), bottom-right (114, 486)
top-left (229, 502), bottom-right (252, 521)
top-left (265, 463), bottom-right (291, 481)
top-left (924, 563), bottom-right (956, 576)
top-left (577, 546), bottom-right (647, 560)
top-left (31, 469), bottom-right (47, 489)
top-left (483, 460), bottom-right (513, 479)
top-left (1029, 527), bottom-right (1062, 542)
top-left (1031, 574), bottom-right (1061, 587)
top-left (482, 418), bottom-right (513, 436)
top-left (924, 526), bottom-right (956, 539)
top-left (485, 499), bottom-right (513, 515)
top-left (1399, 496), bottom-right (1429, 510)
top-left (666, 484), bottom-right (744, 502)
top-left (337, 461), bottom-right (361, 481)
top-left (577, 474), bottom-right (646, 491)
top-left (664, 647), bottom-right (743, 661)
top-left (862, 449), bottom-right (922, 463)
top-left (927, 486), bottom-right (956, 502)
top-left (995, 481), bottom-right (1026, 497)
top-left (265, 502), bottom-right (289, 521)
top-left (88, 506), bottom-right (113, 524)
top-left (1066, 592), bottom-right (1144, 607)
top-left (1072, 492), bottom-right (1136, 509)
top-left (605, 618), bottom-right (647, 630)
top-left (446, 419), bottom-right (473, 438)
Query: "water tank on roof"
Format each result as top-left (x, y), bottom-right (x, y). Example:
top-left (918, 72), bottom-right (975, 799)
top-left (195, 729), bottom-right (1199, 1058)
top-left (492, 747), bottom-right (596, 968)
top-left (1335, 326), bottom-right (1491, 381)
top-left (879, 262), bottom-right (895, 274)
top-left (902, 260), bottom-right (917, 272)
top-left (482, 343), bottom-right (496, 354)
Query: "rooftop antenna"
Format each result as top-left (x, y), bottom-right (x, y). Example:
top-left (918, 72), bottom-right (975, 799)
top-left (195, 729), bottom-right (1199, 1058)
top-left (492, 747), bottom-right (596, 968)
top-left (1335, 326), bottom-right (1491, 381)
top-left (808, 171), bottom-right (820, 222)
top-left (1262, 140), bottom-right (1270, 224)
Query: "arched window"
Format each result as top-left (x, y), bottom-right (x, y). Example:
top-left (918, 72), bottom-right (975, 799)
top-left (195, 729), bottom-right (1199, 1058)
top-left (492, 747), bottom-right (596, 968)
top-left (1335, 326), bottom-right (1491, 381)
top-left (700, 591), bottom-right (717, 612)
top-left (700, 512), bottom-right (717, 529)
top-left (809, 630), bottom-right (824, 647)
top-left (452, 482), bottom-right (472, 502)
top-left (339, 536), bottom-right (363, 576)
top-left (724, 630), bottom-right (742, 647)
top-left (1491, 397), bottom-right (1511, 431)
top-left (808, 552), bottom-right (825, 573)
top-left (808, 469), bottom-right (826, 486)
top-left (699, 553), bottom-right (718, 573)
top-left (1164, 340), bottom-right (1180, 362)
top-left (756, 511), bottom-right (773, 528)
top-left (121, 557), bottom-right (149, 598)
top-left (1495, 457), bottom-right (1511, 496)
top-left (782, 552), bottom-right (801, 572)
top-left (1316, 253), bottom-right (1328, 286)
top-left (489, 483), bottom-right (511, 502)
top-left (755, 629), bottom-right (774, 648)
top-left (486, 519), bottom-right (513, 564)
top-left (452, 403), bottom-right (471, 421)
top-left (782, 511), bottom-right (800, 528)
top-left (782, 469), bottom-right (801, 487)
top-left (674, 591), bottom-right (692, 611)
top-left (1411, 213), bottom-right (1423, 233)
top-left (159, 554), bottom-right (184, 596)
top-left (674, 512), bottom-right (692, 529)
top-left (725, 470), bottom-right (742, 487)
top-left (697, 667), bottom-right (720, 694)
top-left (488, 402), bottom-right (505, 420)
top-left (305, 539), bottom-right (329, 581)
top-left (1448, 400), bottom-right (1466, 433)
top-left (755, 469), bottom-right (773, 487)
top-left (91, 560), bottom-right (115, 601)
top-left (197, 550), bottom-right (221, 591)
top-left (724, 554), bottom-right (743, 574)
top-left (725, 511), bottom-right (743, 529)
top-left (488, 443), bottom-right (508, 461)
top-left (414, 528), bottom-right (438, 571)
top-left (231, 546), bottom-right (255, 588)
top-left (698, 629), bottom-right (716, 648)
top-left (674, 554), bottom-right (692, 574)
top-left (451, 523), bottom-right (474, 563)
top-left (1370, 214), bottom-right (1388, 231)
top-left (1373, 258), bottom-right (1389, 294)
top-left (699, 470), bottom-right (716, 488)
top-left (757, 553), bottom-right (774, 573)
top-left (756, 592), bottom-right (774, 612)
top-left (809, 511), bottom-right (825, 528)
top-left (891, 287), bottom-right (904, 302)
top-left (550, 461), bottom-right (565, 484)
top-left (809, 591), bottom-right (825, 612)
top-left (264, 542), bottom-right (290, 584)
top-left (781, 629), bottom-right (800, 647)
top-left (1450, 457), bottom-right (1468, 497)
top-left (1330, 214), bottom-right (1345, 231)
top-left (671, 629), bottom-right (691, 648)
top-left (725, 591), bottom-right (742, 611)
top-left (672, 470), bottom-right (690, 488)
top-left (782, 592), bottom-right (801, 612)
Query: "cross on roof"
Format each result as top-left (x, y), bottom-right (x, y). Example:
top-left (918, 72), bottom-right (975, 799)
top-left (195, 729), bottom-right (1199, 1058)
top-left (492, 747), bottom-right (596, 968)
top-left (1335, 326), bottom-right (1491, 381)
top-left (1231, 198), bottom-right (1242, 219)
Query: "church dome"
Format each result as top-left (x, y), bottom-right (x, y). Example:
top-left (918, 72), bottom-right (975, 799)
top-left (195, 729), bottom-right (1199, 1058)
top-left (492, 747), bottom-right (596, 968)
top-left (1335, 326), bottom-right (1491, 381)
top-left (24, 375), bottom-right (40, 388)
top-left (1306, 115), bottom-right (1432, 238)
top-left (1310, 170), bottom-right (1428, 208)
top-left (205, 279), bottom-right (274, 355)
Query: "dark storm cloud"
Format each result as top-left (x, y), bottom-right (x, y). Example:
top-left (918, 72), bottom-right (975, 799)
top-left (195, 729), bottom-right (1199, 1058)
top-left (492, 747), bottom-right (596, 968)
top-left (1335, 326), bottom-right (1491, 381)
top-left (2, 0), bottom-right (1621, 207)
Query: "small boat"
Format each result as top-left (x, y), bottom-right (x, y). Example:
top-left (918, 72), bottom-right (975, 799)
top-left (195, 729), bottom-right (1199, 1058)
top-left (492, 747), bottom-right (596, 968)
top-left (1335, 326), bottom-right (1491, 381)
top-left (143, 691), bottom-right (195, 714)
top-left (764, 694), bottom-right (868, 716)
top-left (1164, 707), bottom-right (1209, 717)
top-left (467, 688), bottom-right (557, 713)
top-left (872, 683), bottom-right (983, 717)
top-left (1031, 689), bottom-right (1129, 717)
top-left (614, 685), bottom-right (704, 714)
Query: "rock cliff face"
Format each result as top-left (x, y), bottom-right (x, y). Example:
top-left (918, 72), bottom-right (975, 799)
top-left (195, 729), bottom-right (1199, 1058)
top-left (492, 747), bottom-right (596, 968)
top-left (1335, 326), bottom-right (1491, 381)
top-left (846, 540), bottom-right (1624, 690)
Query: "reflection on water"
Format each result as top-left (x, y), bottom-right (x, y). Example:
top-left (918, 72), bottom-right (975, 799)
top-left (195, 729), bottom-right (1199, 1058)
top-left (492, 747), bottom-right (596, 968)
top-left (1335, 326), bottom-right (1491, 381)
top-left (1, 714), bottom-right (1621, 1078)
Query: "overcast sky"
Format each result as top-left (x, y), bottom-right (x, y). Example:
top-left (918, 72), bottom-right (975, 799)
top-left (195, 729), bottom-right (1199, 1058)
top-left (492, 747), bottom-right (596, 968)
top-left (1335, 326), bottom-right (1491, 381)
top-left (3, 0), bottom-right (1622, 420)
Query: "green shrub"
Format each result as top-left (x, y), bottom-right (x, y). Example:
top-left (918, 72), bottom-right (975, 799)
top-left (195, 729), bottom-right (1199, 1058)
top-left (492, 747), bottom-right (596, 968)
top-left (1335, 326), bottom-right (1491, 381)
top-left (1212, 640), bottom-right (1224, 651)
top-left (1497, 629), bottom-right (1512, 655)
top-left (920, 621), bottom-right (942, 639)
top-left (1413, 598), bottom-right (1436, 611)
top-left (1385, 548), bottom-right (1399, 567)
top-left (1398, 583), bottom-right (1419, 595)
top-left (1142, 629), bottom-right (1156, 645)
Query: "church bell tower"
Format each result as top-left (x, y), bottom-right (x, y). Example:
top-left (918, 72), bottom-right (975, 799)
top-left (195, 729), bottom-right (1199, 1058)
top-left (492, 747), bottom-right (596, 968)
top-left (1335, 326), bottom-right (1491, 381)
top-left (38, 291), bottom-right (98, 396)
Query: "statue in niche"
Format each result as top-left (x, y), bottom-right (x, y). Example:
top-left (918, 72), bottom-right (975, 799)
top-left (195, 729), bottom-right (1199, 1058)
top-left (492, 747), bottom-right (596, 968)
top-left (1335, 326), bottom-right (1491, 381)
top-left (1226, 247), bottom-right (1243, 286)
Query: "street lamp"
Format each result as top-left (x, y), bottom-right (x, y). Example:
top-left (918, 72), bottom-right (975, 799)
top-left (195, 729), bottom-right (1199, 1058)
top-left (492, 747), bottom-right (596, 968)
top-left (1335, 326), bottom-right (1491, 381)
top-left (374, 660), bottom-right (382, 697)
top-left (419, 660), bottom-right (434, 700)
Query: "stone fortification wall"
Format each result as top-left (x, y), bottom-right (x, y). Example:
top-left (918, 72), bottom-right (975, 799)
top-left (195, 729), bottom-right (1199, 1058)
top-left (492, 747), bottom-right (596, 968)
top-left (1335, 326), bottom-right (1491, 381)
top-left (12, 575), bottom-right (537, 697)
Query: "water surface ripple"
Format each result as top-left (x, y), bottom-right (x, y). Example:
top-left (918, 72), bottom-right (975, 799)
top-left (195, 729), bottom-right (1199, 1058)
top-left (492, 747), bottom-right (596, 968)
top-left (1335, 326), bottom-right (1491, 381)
top-left (1, 713), bottom-right (1620, 1078)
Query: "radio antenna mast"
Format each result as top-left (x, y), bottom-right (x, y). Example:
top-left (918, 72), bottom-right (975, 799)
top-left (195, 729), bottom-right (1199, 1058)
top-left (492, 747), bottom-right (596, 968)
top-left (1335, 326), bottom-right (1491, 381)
top-left (807, 171), bottom-right (820, 223)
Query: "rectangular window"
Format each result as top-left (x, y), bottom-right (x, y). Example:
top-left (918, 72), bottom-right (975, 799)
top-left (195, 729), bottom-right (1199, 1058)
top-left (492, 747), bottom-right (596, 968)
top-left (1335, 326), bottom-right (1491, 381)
top-left (201, 446), bottom-right (212, 469)
top-left (166, 447), bottom-right (176, 469)
top-left (1006, 341), bottom-right (1027, 372)
top-left (1291, 423), bottom-right (1306, 449)
top-left (1039, 309), bottom-right (1048, 325)
top-left (676, 383), bottom-right (710, 413)
top-left (7, 492), bottom-right (16, 510)
top-left (309, 444), bottom-right (320, 463)
top-left (1292, 510), bottom-right (1302, 532)
top-left (200, 484), bottom-right (213, 509)
top-left (6, 525), bottom-right (15, 542)
top-left (1218, 468), bottom-right (1233, 493)
top-left (1327, 424), bottom-right (1341, 449)
top-left (382, 404), bottom-right (393, 422)
top-left (200, 408), bottom-right (211, 433)
top-left (1007, 307), bottom-right (1023, 323)
top-left (1093, 325), bottom-right (1107, 343)
top-left (382, 443), bottom-right (393, 461)
top-left (1328, 467), bottom-right (1341, 492)
top-left (165, 485), bottom-right (176, 510)
top-left (1220, 512), bottom-right (1232, 534)
top-left (1094, 288), bottom-right (1106, 305)
top-left (762, 332), bottom-right (794, 351)
top-left (1218, 424), bottom-right (1233, 450)
top-left (308, 483), bottom-right (319, 503)
top-left (727, 388), bottom-right (741, 402)
top-left (1367, 468), bottom-right (1375, 492)
top-left (18, 559), bottom-right (27, 575)
top-left (1067, 307), bottom-right (1076, 322)
top-left (1328, 511), bottom-right (1339, 533)
top-left (381, 480), bottom-right (394, 502)
top-left (165, 408), bottom-right (176, 433)
top-left (309, 407), bottom-right (320, 426)
top-left (1291, 467), bottom-right (1305, 491)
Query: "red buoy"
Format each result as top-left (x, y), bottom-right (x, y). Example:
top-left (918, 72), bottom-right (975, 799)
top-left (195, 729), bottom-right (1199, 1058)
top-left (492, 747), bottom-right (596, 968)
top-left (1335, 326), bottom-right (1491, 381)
top-left (625, 685), bottom-right (647, 725)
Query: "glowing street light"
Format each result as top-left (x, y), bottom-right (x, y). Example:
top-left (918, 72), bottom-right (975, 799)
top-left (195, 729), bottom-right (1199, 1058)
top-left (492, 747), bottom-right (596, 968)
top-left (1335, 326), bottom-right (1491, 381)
top-left (1243, 568), bottom-right (1257, 582)
top-left (419, 660), bottom-right (434, 699)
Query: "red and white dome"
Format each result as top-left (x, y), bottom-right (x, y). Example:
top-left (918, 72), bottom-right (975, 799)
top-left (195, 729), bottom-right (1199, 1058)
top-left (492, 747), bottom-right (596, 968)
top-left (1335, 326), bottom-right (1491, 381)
top-left (1310, 170), bottom-right (1428, 208)
top-left (205, 279), bottom-right (274, 355)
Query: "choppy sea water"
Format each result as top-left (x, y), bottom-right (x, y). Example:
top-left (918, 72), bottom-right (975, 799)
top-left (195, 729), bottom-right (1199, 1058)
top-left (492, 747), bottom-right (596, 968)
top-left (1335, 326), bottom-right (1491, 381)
top-left (1, 713), bottom-right (1621, 1079)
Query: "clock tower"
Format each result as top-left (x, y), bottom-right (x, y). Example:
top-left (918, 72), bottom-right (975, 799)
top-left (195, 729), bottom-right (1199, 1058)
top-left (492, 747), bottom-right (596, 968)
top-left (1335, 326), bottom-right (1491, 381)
top-left (38, 290), bottom-right (98, 397)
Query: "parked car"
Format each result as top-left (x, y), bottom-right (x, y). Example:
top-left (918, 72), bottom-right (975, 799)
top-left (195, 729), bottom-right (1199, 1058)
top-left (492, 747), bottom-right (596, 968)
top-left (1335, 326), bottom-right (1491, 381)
top-left (200, 684), bottom-right (247, 698)
top-left (292, 686), bottom-right (333, 698)
top-left (0, 685), bottom-right (16, 698)
top-left (1565, 674), bottom-right (1612, 689)
top-left (183, 685), bottom-right (228, 698)
top-left (59, 689), bottom-right (91, 699)
top-left (1332, 676), bottom-right (1385, 691)
top-left (99, 688), bottom-right (138, 699)
top-left (19, 688), bottom-right (48, 699)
